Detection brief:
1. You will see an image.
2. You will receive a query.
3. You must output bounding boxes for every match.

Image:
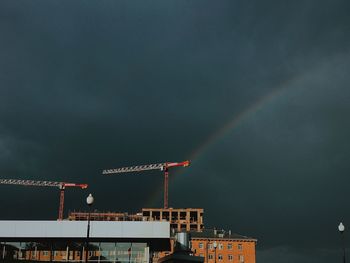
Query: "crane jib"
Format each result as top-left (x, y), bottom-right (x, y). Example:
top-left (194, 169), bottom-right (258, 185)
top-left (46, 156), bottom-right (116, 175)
top-left (101, 160), bottom-right (190, 209)
top-left (102, 161), bottom-right (190, 175)
top-left (102, 163), bottom-right (166, 175)
top-left (0, 179), bottom-right (88, 189)
top-left (0, 179), bottom-right (62, 187)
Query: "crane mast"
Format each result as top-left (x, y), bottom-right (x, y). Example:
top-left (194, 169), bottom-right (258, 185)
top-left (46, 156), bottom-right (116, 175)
top-left (103, 160), bottom-right (190, 209)
top-left (0, 179), bottom-right (88, 220)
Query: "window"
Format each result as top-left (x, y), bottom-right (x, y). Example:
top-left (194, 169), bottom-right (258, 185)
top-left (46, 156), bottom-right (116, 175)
top-left (199, 253), bottom-right (204, 257)
top-left (43, 251), bottom-right (49, 256)
top-left (218, 243), bottom-right (223, 250)
top-left (238, 244), bottom-right (243, 251)
top-left (208, 244), bottom-right (213, 250)
top-left (77, 251), bottom-right (80, 256)
top-left (228, 243), bottom-right (233, 250)
top-left (199, 242), bottom-right (204, 249)
top-left (218, 254), bottom-right (223, 261)
top-left (54, 251), bottom-right (59, 256)
top-left (228, 255), bottom-right (233, 261)
top-left (208, 254), bottom-right (214, 260)
top-left (239, 255), bottom-right (244, 262)
top-left (88, 251), bottom-right (93, 257)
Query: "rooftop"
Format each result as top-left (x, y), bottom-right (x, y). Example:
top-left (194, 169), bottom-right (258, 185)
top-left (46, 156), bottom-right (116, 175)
top-left (188, 229), bottom-right (257, 242)
top-left (0, 220), bottom-right (171, 251)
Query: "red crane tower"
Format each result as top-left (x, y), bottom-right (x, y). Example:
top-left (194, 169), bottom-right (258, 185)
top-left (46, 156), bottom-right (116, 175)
top-left (102, 160), bottom-right (190, 209)
top-left (0, 179), bottom-right (88, 220)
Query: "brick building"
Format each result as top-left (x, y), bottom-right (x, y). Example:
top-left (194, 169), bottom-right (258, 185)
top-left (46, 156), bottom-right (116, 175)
top-left (190, 229), bottom-right (256, 263)
top-left (152, 229), bottom-right (256, 263)
top-left (68, 209), bottom-right (256, 263)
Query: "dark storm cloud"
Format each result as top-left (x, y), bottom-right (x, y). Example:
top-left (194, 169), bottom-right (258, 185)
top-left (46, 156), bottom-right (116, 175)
top-left (176, 52), bottom-right (350, 247)
top-left (1, 1), bottom-right (350, 262)
top-left (257, 246), bottom-right (341, 263)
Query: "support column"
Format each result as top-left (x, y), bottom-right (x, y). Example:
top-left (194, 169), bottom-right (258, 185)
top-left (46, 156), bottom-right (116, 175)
top-left (2, 242), bottom-right (6, 259)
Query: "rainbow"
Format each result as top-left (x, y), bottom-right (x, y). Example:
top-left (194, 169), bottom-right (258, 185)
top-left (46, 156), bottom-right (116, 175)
top-left (144, 74), bottom-right (299, 207)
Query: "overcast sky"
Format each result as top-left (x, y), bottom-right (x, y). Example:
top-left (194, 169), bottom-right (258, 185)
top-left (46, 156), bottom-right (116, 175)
top-left (1, 1), bottom-right (350, 262)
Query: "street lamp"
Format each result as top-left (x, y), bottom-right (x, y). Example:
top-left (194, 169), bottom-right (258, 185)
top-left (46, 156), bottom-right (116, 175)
top-left (339, 222), bottom-right (346, 263)
top-left (213, 241), bottom-right (217, 263)
top-left (85, 194), bottom-right (94, 263)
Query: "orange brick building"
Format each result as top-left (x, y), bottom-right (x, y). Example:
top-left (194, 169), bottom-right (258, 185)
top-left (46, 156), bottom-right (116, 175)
top-left (152, 229), bottom-right (256, 263)
top-left (189, 229), bottom-right (256, 263)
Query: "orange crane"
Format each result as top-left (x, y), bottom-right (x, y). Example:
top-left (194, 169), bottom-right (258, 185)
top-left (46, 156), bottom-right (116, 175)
top-left (102, 160), bottom-right (190, 209)
top-left (0, 179), bottom-right (88, 220)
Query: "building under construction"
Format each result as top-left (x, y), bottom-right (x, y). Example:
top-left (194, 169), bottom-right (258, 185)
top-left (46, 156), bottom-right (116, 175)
top-left (68, 211), bottom-right (143, 221)
top-left (69, 208), bottom-right (204, 232)
top-left (142, 208), bottom-right (203, 232)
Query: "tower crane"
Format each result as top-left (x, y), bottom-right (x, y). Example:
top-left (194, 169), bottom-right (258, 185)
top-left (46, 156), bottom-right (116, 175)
top-left (102, 160), bottom-right (190, 209)
top-left (0, 179), bottom-right (88, 220)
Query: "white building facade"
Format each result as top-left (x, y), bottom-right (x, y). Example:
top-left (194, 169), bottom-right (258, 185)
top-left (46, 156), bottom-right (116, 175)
top-left (0, 221), bottom-right (170, 263)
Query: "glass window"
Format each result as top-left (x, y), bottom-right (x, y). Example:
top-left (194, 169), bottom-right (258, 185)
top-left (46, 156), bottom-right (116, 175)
top-left (218, 254), bottom-right (223, 261)
top-left (99, 242), bottom-right (117, 262)
top-left (1, 242), bottom-right (24, 260)
top-left (238, 244), bottom-right (243, 251)
top-left (199, 242), bottom-right (203, 249)
top-left (228, 243), bottom-right (233, 250)
top-left (239, 255), bottom-right (244, 262)
top-left (228, 254), bottom-right (233, 261)
top-left (218, 243), bottom-right (223, 250)
top-left (0, 241), bottom-right (149, 263)
top-left (209, 254), bottom-right (214, 260)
